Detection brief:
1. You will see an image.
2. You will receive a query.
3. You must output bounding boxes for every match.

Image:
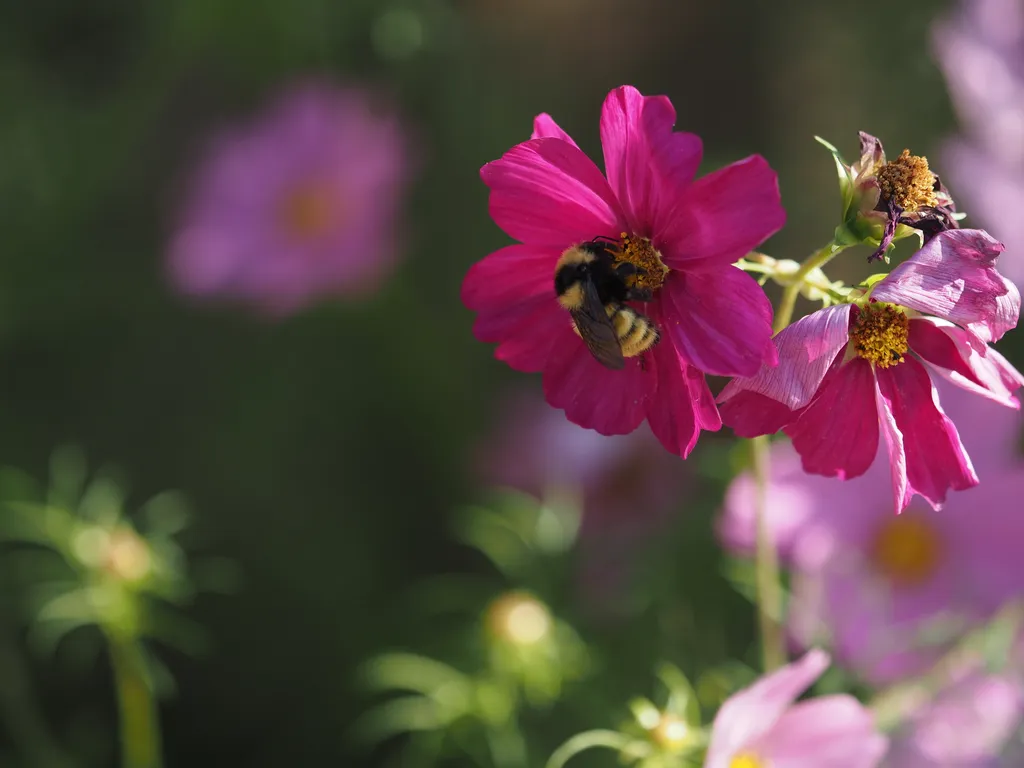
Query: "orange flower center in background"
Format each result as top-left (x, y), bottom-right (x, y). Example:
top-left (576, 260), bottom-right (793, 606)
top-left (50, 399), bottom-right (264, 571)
top-left (871, 514), bottom-right (943, 586)
top-left (850, 303), bottom-right (909, 368)
top-left (615, 233), bottom-right (669, 292)
top-left (729, 752), bottom-right (767, 768)
top-left (278, 182), bottom-right (337, 241)
top-left (876, 149), bottom-right (937, 212)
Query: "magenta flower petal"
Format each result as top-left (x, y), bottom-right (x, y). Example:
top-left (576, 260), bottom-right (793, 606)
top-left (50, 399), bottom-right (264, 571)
top-left (531, 113), bottom-right (578, 146)
top-left (871, 229), bottom-right (1021, 343)
top-left (543, 331), bottom-right (654, 435)
top-left (785, 358), bottom-right (880, 480)
top-left (874, 356), bottom-right (978, 511)
top-left (719, 304), bottom-right (853, 411)
top-left (661, 267), bottom-right (776, 378)
top-left (599, 86), bottom-right (702, 234)
top-left (481, 137), bottom-right (624, 247)
top-left (462, 244), bottom-right (568, 372)
top-left (910, 317), bottom-right (1024, 408)
top-left (718, 390), bottom-right (799, 438)
top-left (657, 154), bottom-right (785, 271)
top-left (705, 649), bottom-right (831, 768)
top-left (643, 342), bottom-right (700, 457)
top-left (756, 697), bottom-right (888, 768)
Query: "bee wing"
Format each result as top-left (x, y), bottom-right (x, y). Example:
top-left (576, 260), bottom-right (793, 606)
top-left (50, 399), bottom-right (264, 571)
top-left (571, 280), bottom-right (625, 370)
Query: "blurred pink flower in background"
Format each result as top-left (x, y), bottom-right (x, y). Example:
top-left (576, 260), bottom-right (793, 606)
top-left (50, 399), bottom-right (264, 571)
top-left (721, 435), bottom-right (1024, 686)
top-left (704, 649), bottom-right (888, 768)
top-left (720, 379), bottom-right (1024, 561)
top-left (168, 82), bottom-right (411, 316)
top-left (477, 388), bottom-right (686, 613)
top-left (883, 658), bottom-right (1024, 767)
top-left (935, 0), bottom-right (1024, 286)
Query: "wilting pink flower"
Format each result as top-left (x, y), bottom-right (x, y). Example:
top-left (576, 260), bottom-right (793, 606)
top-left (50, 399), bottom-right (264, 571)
top-left (883, 659), bottom-right (1024, 767)
top-left (720, 229), bottom-right (1023, 512)
top-left (476, 388), bottom-right (685, 614)
top-left (461, 86), bottom-right (785, 457)
top-left (704, 649), bottom-right (888, 768)
top-left (168, 82), bottom-right (410, 315)
top-left (934, 0), bottom-right (1024, 287)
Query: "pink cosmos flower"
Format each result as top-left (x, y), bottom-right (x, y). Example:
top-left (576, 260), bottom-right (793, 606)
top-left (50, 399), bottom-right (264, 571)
top-left (704, 649), bottom-right (888, 768)
top-left (719, 437), bottom-right (1024, 686)
top-left (461, 86), bottom-right (785, 457)
top-left (168, 82), bottom-right (410, 316)
top-left (719, 228), bottom-right (1023, 512)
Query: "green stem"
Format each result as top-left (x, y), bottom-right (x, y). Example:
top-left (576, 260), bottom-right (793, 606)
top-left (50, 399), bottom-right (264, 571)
top-left (750, 435), bottom-right (784, 672)
top-left (545, 730), bottom-right (644, 768)
top-left (773, 243), bottom-right (848, 333)
top-left (108, 637), bottom-right (163, 768)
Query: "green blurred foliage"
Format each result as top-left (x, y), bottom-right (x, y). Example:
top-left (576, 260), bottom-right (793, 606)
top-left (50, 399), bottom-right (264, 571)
top-left (0, 0), bottom-right (963, 765)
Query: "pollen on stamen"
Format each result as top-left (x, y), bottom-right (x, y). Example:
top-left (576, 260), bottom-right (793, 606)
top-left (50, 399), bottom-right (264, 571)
top-left (850, 303), bottom-right (909, 368)
top-left (617, 233), bottom-right (669, 292)
top-left (876, 149), bottom-right (937, 212)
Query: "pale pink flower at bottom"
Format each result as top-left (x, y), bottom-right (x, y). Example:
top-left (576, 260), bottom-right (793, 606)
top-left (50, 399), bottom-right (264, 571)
top-left (704, 649), bottom-right (888, 768)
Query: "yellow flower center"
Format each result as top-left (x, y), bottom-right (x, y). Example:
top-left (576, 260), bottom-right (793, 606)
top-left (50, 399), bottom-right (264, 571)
top-left (876, 149), bottom-right (937, 212)
top-left (615, 233), bottom-right (669, 292)
top-left (278, 182), bottom-right (337, 241)
top-left (871, 514), bottom-right (943, 586)
top-left (730, 752), bottom-right (767, 768)
top-left (850, 303), bottom-right (909, 368)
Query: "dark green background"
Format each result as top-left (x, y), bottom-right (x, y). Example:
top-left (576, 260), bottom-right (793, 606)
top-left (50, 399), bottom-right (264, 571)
top-left (0, 1), bottom-right (963, 765)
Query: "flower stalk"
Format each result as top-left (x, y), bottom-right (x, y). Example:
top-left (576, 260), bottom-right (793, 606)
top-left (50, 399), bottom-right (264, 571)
top-left (773, 242), bottom-right (848, 333)
top-left (108, 635), bottom-right (163, 768)
top-left (748, 239), bottom-right (850, 673)
top-left (750, 434), bottom-right (784, 672)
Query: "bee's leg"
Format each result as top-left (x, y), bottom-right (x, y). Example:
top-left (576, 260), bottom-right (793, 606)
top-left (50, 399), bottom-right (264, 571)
top-left (625, 286), bottom-right (653, 302)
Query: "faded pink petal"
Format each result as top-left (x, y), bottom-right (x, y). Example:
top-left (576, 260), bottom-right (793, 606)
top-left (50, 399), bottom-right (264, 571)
top-left (754, 696), bottom-right (888, 768)
top-left (785, 358), bottom-right (879, 480)
top-left (599, 85), bottom-right (702, 234)
top-left (543, 331), bottom-right (654, 435)
top-left (660, 266), bottom-right (776, 378)
top-left (481, 137), bottom-right (623, 247)
top-left (657, 154), bottom-right (785, 271)
top-left (910, 317), bottom-right (1024, 408)
top-left (719, 304), bottom-right (853, 410)
top-left (531, 113), bottom-right (578, 146)
top-left (872, 229), bottom-right (1020, 343)
top-left (874, 376), bottom-right (911, 514)
top-left (874, 357), bottom-right (978, 511)
top-left (704, 650), bottom-right (831, 768)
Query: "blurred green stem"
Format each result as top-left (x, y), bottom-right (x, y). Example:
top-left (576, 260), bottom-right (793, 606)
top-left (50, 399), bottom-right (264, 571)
top-left (773, 243), bottom-right (848, 333)
top-left (750, 435), bottom-right (784, 672)
top-left (545, 730), bottom-right (643, 768)
top-left (108, 636), bottom-right (163, 768)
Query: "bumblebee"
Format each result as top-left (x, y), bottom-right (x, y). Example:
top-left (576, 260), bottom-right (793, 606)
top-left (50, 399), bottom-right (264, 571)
top-left (554, 238), bottom-right (661, 370)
